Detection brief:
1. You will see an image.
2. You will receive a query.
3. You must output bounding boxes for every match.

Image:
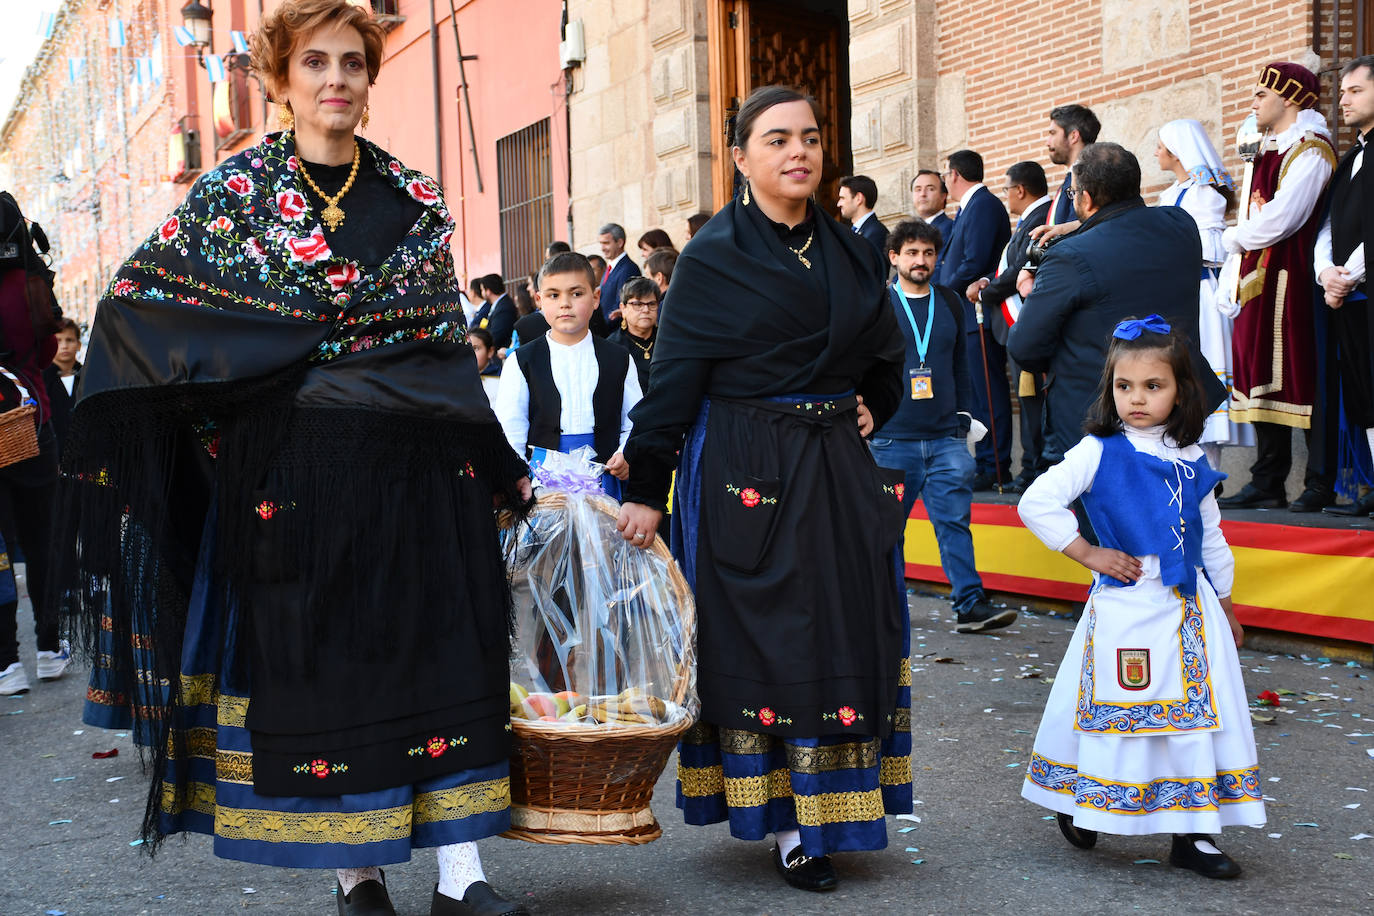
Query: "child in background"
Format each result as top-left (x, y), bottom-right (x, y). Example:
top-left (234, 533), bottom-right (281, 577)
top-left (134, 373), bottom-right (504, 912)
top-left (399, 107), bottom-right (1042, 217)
top-left (493, 251), bottom-right (641, 498)
top-left (1017, 315), bottom-right (1263, 879)
top-left (467, 327), bottom-right (501, 403)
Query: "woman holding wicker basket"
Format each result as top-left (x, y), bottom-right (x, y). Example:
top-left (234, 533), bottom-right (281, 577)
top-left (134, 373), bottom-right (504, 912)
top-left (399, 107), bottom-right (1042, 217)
top-left (617, 86), bottom-right (913, 893)
top-left (52, 3), bottom-right (531, 914)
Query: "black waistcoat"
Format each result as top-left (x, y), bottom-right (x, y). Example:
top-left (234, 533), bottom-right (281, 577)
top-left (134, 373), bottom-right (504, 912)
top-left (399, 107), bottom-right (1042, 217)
top-left (517, 334), bottom-right (628, 462)
top-left (1331, 140), bottom-right (1369, 292)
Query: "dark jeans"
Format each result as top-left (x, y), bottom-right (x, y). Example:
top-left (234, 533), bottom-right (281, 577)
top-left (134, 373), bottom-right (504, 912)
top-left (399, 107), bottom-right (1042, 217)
top-left (0, 425), bottom-right (59, 666)
top-left (1249, 421), bottom-right (1333, 497)
top-left (965, 330), bottom-right (1012, 479)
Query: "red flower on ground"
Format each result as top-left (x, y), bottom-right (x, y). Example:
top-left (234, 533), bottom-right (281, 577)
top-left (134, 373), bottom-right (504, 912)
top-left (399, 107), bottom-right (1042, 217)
top-left (276, 189), bottom-right (308, 221)
top-left (326, 261), bottom-right (361, 291)
top-left (1256, 690), bottom-right (1282, 707)
top-left (758, 707), bottom-right (776, 727)
top-left (837, 706), bottom-right (858, 727)
top-left (224, 173), bottom-right (253, 196)
top-left (739, 487), bottom-right (761, 508)
top-left (158, 217), bottom-right (180, 242)
top-left (407, 179), bottom-right (440, 205)
top-left (285, 227), bottom-right (332, 266)
top-left (309, 759), bottom-right (329, 778)
top-left (426, 737), bottom-right (448, 758)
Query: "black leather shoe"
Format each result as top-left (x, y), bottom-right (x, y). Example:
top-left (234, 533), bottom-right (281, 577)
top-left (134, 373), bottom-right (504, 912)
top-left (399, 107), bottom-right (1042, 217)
top-left (1056, 812), bottom-right (1097, 849)
top-left (956, 602), bottom-right (1018, 633)
top-left (338, 871), bottom-right (396, 916)
top-left (1289, 487), bottom-right (1335, 512)
top-left (431, 881), bottom-right (531, 916)
top-left (773, 844), bottom-right (838, 892)
top-left (969, 472), bottom-right (999, 492)
top-left (1323, 491), bottom-right (1374, 517)
top-left (1216, 484), bottom-right (1285, 509)
top-left (1169, 833), bottom-right (1242, 879)
top-left (1007, 473), bottom-right (1037, 493)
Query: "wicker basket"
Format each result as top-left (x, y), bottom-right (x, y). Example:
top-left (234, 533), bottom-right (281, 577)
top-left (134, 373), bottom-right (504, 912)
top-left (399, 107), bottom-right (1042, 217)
top-left (500, 491), bottom-right (696, 845)
top-left (0, 369), bottom-right (39, 468)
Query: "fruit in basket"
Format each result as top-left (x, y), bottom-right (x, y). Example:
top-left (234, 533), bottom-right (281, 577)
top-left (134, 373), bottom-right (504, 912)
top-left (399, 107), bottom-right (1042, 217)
top-left (509, 683), bottom-right (529, 708)
top-left (563, 704), bottom-right (588, 722)
top-left (553, 690), bottom-right (583, 715)
top-left (520, 694), bottom-right (559, 719)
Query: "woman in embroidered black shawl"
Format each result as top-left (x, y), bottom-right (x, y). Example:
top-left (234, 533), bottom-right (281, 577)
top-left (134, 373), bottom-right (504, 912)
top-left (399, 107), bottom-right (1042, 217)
top-left (53, 3), bottom-right (530, 914)
top-left (616, 87), bottom-right (911, 892)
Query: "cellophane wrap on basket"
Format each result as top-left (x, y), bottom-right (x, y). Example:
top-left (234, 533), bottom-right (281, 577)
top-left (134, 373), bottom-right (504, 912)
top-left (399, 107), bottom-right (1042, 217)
top-left (503, 448), bottom-right (697, 730)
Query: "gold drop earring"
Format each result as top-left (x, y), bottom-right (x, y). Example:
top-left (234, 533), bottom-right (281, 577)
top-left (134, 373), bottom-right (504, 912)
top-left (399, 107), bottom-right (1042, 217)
top-left (278, 102), bottom-right (294, 130)
top-left (741, 178), bottom-right (751, 206)
top-left (361, 105), bottom-right (370, 130)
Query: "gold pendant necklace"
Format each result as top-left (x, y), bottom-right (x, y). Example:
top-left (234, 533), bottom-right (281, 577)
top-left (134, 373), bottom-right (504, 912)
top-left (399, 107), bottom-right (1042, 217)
top-left (788, 232), bottom-right (814, 269)
top-left (628, 334), bottom-right (653, 360)
top-left (297, 142), bottom-right (361, 231)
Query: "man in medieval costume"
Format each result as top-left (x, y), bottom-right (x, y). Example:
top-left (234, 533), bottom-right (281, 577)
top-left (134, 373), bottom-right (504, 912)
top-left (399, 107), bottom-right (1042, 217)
top-left (1219, 61), bottom-right (1339, 512)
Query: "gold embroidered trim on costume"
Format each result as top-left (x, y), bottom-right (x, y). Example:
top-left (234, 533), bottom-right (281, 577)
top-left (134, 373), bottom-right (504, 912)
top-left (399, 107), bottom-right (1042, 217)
top-left (793, 788), bottom-right (885, 827)
top-left (413, 778), bottom-right (510, 824)
top-left (166, 726), bottom-right (217, 761)
top-left (723, 768), bottom-right (793, 807)
top-left (894, 706), bottom-right (911, 731)
top-left (1250, 268), bottom-right (1288, 397)
top-left (161, 779), bottom-right (218, 816)
top-left (215, 803), bottom-right (415, 844)
top-left (1277, 136), bottom-right (1337, 185)
top-left (180, 673), bottom-right (217, 708)
top-left (216, 751), bottom-right (255, 785)
top-left (898, 657), bottom-right (912, 687)
top-left (218, 693), bottom-right (249, 728)
top-left (718, 728), bottom-right (773, 756)
top-left (880, 755), bottom-right (912, 787)
top-left (677, 763), bottom-right (725, 798)
top-left (784, 739), bottom-right (879, 775)
top-left (681, 722), bottom-right (718, 745)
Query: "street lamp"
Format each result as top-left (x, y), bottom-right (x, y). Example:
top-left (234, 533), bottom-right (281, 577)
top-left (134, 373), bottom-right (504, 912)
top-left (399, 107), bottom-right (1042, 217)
top-left (180, 1), bottom-right (214, 60)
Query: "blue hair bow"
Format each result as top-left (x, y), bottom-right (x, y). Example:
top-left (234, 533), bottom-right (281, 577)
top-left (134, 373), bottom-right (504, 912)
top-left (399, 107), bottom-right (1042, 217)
top-left (1113, 314), bottom-right (1171, 340)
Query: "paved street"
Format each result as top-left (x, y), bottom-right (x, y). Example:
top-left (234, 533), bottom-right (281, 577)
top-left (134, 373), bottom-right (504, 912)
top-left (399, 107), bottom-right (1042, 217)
top-left (3, 578), bottom-right (1372, 915)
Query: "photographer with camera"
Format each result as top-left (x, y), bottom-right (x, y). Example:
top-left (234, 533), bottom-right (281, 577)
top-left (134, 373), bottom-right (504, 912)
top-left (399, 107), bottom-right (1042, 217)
top-left (1007, 143), bottom-right (1226, 468)
top-left (0, 190), bottom-right (69, 695)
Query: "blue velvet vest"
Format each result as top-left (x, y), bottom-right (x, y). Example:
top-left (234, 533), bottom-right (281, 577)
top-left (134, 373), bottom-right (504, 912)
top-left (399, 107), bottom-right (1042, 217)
top-left (1080, 433), bottom-right (1225, 597)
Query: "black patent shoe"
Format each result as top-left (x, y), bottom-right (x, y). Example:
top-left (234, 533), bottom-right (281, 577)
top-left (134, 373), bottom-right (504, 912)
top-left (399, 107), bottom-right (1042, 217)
top-left (1216, 484), bottom-right (1285, 509)
top-left (337, 871), bottom-right (396, 916)
top-left (1323, 491), bottom-right (1374, 517)
top-left (431, 881), bottom-right (532, 916)
top-left (773, 844), bottom-right (838, 892)
top-left (1055, 812), bottom-right (1098, 849)
top-left (1288, 487), bottom-right (1335, 512)
top-left (1169, 833), bottom-right (1242, 879)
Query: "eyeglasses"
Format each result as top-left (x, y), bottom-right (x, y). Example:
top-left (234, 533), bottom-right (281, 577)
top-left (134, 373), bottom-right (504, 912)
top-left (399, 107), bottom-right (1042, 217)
top-left (1065, 187), bottom-right (1080, 198)
top-left (623, 299), bottom-right (659, 312)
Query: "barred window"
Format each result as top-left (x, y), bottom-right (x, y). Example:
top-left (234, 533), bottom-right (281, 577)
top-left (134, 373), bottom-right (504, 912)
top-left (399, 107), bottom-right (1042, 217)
top-left (496, 119), bottom-right (554, 286)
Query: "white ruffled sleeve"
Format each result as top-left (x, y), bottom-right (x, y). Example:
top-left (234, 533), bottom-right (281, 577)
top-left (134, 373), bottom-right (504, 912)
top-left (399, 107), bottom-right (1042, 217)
top-left (1016, 436), bottom-right (1102, 552)
top-left (1182, 185), bottom-right (1228, 266)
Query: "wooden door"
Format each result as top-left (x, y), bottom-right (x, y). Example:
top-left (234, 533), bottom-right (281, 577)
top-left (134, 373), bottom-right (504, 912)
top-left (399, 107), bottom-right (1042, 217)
top-left (708, 0), bottom-right (851, 214)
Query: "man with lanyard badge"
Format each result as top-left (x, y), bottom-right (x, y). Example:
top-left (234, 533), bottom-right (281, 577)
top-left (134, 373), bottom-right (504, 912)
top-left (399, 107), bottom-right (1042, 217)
top-left (870, 220), bottom-right (1017, 633)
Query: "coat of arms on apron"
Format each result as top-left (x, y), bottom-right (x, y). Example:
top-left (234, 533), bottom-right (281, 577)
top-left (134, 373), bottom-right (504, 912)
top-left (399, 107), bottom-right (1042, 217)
top-left (1117, 648), bottom-right (1151, 691)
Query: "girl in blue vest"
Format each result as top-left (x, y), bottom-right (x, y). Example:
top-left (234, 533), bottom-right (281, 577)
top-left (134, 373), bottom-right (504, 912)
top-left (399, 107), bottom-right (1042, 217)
top-left (1017, 315), bottom-right (1264, 879)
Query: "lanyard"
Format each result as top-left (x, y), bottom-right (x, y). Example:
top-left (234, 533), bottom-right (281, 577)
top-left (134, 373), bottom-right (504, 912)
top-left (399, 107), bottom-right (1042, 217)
top-left (893, 283), bottom-right (935, 367)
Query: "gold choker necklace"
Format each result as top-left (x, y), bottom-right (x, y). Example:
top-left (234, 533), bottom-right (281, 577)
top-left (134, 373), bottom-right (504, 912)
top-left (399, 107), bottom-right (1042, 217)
top-left (788, 233), bottom-right (814, 269)
top-left (297, 142), bottom-right (361, 231)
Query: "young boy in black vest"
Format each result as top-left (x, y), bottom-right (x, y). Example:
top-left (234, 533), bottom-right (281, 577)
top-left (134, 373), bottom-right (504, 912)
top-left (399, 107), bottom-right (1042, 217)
top-left (493, 251), bottom-right (642, 497)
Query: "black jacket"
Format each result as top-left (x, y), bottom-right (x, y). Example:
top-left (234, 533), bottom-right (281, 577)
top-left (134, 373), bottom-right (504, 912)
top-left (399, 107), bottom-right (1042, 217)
top-left (1007, 199), bottom-right (1225, 460)
top-left (855, 213), bottom-right (889, 257)
top-left (980, 198), bottom-right (1052, 346)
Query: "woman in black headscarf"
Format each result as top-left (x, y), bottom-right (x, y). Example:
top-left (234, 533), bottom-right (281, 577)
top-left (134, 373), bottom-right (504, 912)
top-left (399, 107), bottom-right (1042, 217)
top-left (616, 86), bottom-right (910, 892)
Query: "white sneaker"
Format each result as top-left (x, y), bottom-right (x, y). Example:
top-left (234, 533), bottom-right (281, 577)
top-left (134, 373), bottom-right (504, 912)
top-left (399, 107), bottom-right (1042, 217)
top-left (36, 639), bottom-right (72, 681)
top-left (0, 661), bottom-right (30, 695)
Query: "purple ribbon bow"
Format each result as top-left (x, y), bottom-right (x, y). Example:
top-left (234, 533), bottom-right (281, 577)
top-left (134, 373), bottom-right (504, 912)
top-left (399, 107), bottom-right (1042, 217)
top-left (1112, 314), bottom-right (1171, 340)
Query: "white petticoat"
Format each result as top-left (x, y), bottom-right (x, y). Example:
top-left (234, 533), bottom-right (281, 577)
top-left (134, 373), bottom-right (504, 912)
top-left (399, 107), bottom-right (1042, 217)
top-left (1021, 569), bottom-right (1266, 835)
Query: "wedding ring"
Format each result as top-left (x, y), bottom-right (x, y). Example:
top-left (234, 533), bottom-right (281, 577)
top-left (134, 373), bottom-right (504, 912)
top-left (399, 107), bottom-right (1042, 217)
top-left (634, 533), bottom-right (646, 540)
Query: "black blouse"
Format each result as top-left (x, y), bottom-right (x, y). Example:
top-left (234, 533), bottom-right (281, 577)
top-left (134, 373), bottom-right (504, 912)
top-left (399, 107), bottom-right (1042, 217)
top-left (299, 146), bottom-right (423, 266)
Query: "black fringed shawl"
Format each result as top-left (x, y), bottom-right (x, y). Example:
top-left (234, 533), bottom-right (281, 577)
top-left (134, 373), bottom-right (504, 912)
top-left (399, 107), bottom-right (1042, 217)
top-left (53, 132), bottom-right (528, 846)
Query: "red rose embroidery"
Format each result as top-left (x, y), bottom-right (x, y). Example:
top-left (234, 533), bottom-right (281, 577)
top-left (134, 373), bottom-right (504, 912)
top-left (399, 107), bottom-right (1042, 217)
top-left (112, 278), bottom-right (137, 297)
top-left (224, 173), bottom-right (253, 196)
top-left (326, 261), bottom-right (361, 291)
top-left (407, 179), bottom-right (440, 205)
top-left (426, 737), bottom-right (447, 758)
top-left (894, 483), bottom-right (905, 501)
top-left (256, 501), bottom-right (278, 519)
top-left (837, 706), bottom-right (858, 727)
top-left (158, 217), bottom-right (180, 242)
top-left (211, 215), bottom-right (233, 232)
top-left (758, 707), bottom-right (776, 727)
top-left (389, 161), bottom-right (403, 176)
top-left (285, 227), bottom-right (332, 266)
top-left (286, 156), bottom-right (299, 172)
top-left (309, 759), bottom-right (329, 778)
top-left (276, 189), bottom-right (308, 221)
top-left (739, 487), bottom-right (761, 508)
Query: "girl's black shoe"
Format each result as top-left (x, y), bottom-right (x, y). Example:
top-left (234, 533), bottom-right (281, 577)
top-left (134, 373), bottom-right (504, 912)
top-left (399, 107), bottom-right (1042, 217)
top-left (1056, 812), bottom-right (1098, 849)
top-left (1169, 834), bottom-right (1242, 879)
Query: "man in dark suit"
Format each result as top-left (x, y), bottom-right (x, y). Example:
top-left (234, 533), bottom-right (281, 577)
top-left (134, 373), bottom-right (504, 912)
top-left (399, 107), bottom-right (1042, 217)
top-left (837, 175), bottom-right (888, 257)
top-left (473, 273), bottom-right (517, 351)
top-left (597, 223), bottom-right (641, 326)
top-left (1008, 143), bottom-right (1227, 464)
top-left (967, 161), bottom-right (1053, 491)
top-left (934, 150), bottom-right (1012, 489)
top-left (1044, 104), bottom-right (1100, 228)
top-left (911, 169), bottom-right (954, 238)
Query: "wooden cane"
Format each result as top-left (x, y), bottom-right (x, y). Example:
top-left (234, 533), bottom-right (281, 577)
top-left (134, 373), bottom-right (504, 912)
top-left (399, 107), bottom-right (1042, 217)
top-left (974, 302), bottom-right (1004, 493)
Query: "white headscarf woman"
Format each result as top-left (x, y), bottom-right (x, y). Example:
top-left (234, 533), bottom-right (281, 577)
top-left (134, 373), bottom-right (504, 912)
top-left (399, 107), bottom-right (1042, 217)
top-left (1155, 118), bottom-right (1252, 462)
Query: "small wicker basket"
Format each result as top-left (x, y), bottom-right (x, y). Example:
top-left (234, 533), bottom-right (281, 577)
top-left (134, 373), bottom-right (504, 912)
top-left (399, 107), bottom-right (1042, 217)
top-left (0, 369), bottom-right (39, 468)
top-left (500, 491), bottom-right (696, 845)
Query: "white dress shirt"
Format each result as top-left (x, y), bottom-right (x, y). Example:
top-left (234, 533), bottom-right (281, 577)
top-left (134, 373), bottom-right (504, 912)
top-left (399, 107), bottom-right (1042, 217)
top-left (955, 182), bottom-right (986, 213)
top-left (1017, 426), bottom-right (1234, 598)
top-left (492, 331), bottom-right (642, 457)
top-left (1222, 110), bottom-right (1334, 255)
top-left (1313, 130), bottom-right (1367, 286)
top-left (851, 209), bottom-right (875, 232)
